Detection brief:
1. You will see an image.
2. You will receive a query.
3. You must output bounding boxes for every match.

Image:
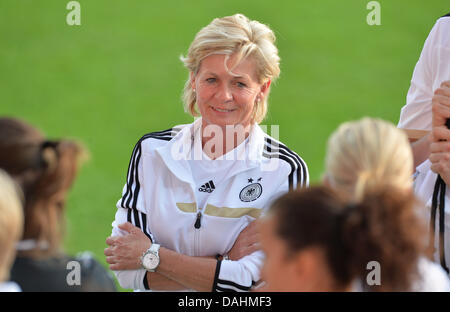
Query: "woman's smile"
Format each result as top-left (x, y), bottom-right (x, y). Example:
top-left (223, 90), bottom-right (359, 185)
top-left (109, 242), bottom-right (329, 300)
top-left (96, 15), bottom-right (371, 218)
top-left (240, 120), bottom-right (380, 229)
top-left (210, 106), bottom-right (236, 113)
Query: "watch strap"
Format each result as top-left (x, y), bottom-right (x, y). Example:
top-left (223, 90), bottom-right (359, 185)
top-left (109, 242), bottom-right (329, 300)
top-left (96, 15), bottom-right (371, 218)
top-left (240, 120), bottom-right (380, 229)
top-left (143, 271), bottom-right (150, 290)
top-left (149, 243), bottom-right (160, 254)
top-left (141, 243), bottom-right (161, 272)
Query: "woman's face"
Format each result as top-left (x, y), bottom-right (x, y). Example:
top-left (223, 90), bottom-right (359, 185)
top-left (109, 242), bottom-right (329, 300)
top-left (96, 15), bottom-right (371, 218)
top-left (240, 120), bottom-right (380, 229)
top-left (191, 53), bottom-right (268, 129)
top-left (259, 216), bottom-right (339, 291)
top-left (259, 217), bottom-right (302, 291)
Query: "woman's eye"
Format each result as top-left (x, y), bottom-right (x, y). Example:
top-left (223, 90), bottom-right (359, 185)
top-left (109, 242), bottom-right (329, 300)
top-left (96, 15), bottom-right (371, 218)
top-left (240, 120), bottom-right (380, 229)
top-left (206, 78), bottom-right (216, 83)
top-left (237, 82), bottom-right (247, 88)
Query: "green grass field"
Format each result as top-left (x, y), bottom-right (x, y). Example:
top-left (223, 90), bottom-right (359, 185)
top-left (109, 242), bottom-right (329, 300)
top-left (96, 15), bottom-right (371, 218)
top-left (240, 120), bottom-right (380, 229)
top-left (1, 0), bottom-right (448, 291)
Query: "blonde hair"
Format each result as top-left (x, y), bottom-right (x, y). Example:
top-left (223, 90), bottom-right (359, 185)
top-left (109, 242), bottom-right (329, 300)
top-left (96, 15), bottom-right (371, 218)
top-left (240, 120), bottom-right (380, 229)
top-left (325, 117), bottom-right (413, 202)
top-left (180, 13), bottom-right (281, 124)
top-left (0, 170), bottom-right (23, 281)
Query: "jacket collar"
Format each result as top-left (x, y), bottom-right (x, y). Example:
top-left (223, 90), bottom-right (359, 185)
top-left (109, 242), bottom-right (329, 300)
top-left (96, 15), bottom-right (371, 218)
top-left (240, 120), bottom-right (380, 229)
top-left (155, 118), bottom-right (266, 184)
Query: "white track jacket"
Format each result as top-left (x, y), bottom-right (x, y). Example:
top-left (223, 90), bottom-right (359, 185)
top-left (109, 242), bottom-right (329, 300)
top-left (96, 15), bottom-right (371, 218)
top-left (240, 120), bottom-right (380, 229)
top-left (110, 118), bottom-right (309, 291)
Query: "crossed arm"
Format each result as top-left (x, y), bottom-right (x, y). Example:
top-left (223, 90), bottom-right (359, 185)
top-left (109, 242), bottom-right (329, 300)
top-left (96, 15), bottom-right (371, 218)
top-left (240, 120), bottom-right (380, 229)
top-left (104, 220), bottom-right (260, 291)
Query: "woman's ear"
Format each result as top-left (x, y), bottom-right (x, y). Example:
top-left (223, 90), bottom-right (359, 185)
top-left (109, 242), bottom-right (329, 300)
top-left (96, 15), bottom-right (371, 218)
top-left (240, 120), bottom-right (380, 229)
top-left (292, 249), bottom-right (316, 277)
top-left (291, 247), bottom-right (330, 291)
top-left (260, 79), bottom-right (272, 97)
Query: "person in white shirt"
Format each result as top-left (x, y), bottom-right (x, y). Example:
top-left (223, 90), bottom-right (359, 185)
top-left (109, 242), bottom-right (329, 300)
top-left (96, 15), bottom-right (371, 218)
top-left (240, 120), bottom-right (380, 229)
top-left (258, 118), bottom-right (450, 291)
top-left (0, 170), bottom-right (23, 292)
top-left (104, 13), bottom-right (309, 292)
top-left (397, 14), bottom-right (450, 273)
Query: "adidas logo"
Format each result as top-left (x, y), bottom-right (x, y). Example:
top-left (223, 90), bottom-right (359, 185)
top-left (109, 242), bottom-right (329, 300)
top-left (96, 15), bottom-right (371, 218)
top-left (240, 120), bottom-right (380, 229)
top-left (199, 180), bottom-right (215, 193)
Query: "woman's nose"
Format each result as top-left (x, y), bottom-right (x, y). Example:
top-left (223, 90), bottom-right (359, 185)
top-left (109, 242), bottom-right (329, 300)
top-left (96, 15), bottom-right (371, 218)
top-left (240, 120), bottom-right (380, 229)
top-left (216, 84), bottom-right (233, 102)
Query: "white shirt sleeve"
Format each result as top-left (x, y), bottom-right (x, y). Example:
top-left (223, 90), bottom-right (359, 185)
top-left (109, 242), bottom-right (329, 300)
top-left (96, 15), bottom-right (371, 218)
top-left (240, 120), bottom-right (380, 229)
top-left (398, 17), bottom-right (450, 131)
top-left (110, 206), bottom-right (148, 291)
top-left (212, 251), bottom-right (265, 292)
top-left (110, 141), bottom-right (151, 291)
top-left (412, 257), bottom-right (450, 291)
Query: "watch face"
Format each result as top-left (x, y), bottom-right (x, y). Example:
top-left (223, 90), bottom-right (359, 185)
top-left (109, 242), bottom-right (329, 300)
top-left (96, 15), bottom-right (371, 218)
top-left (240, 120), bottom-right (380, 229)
top-left (143, 252), bottom-right (159, 270)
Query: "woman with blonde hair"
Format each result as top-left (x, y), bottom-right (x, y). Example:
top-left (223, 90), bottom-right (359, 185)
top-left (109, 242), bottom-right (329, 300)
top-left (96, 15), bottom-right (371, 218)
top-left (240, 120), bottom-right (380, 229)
top-left (259, 117), bottom-right (450, 291)
top-left (324, 117), bottom-right (414, 200)
top-left (104, 13), bottom-right (308, 291)
top-left (0, 117), bottom-right (116, 291)
top-left (325, 118), bottom-right (450, 291)
top-left (326, 117), bottom-right (450, 291)
top-left (0, 170), bottom-right (23, 292)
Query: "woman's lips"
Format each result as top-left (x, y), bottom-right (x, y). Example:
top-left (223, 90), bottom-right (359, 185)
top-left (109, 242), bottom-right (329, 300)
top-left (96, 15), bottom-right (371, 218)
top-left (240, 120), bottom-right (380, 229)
top-left (211, 106), bottom-right (235, 113)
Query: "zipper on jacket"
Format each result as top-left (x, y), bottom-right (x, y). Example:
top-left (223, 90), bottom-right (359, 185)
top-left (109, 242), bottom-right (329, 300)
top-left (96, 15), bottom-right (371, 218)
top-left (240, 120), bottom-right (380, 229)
top-left (194, 211), bottom-right (202, 256)
top-left (194, 212), bottom-right (202, 229)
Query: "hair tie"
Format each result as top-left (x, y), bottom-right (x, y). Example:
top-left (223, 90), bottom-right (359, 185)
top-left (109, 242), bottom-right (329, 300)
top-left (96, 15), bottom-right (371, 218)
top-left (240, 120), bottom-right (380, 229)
top-left (335, 202), bottom-right (358, 239)
top-left (40, 140), bottom-right (59, 171)
top-left (41, 140), bottom-right (58, 150)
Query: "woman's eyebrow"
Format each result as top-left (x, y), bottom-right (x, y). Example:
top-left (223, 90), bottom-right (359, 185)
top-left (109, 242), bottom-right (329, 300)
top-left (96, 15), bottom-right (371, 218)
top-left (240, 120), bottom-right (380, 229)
top-left (204, 71), bottom-right (250, 80)
top-left (228, 69), bottom-right (251, 79)
top-left (231, 75), bottom-right (250, 80)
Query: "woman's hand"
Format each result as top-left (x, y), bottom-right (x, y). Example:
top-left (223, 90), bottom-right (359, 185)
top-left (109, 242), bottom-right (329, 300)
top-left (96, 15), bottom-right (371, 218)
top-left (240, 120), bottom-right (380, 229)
top-left (431, 81), bottom-right (450, 128)
top-left (227, 220), bottom-right (261, 261)
top-left (430, 81), bottom-right (450, 184)
top-left (429, 136), bottom-right (450, 185)
top-left (104, 222), bottom-right (151, 270)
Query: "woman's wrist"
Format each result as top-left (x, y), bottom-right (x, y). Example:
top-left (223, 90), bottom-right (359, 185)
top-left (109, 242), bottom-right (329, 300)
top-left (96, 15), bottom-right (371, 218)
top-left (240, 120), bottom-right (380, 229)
top-left (215, 253), bottom-right (229, 261)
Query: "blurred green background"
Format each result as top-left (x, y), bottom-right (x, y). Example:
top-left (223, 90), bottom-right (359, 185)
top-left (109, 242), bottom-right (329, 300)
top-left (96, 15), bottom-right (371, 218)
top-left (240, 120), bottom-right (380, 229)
top-left (1, 1), bottom-right (448, 291)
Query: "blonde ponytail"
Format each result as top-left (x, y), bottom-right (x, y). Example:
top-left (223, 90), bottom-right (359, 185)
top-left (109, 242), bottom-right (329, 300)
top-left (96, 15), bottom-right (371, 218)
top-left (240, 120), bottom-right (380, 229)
top-left (326, 117), bottom-right (413, 202)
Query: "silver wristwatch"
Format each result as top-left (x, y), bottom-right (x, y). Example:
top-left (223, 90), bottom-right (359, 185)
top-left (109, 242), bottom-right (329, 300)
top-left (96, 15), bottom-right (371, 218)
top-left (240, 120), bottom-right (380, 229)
top-left (141, 243), bottom-right (160, 272)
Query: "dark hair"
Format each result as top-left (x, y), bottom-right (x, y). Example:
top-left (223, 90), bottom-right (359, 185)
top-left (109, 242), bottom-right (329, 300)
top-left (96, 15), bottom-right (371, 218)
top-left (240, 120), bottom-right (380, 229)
top-left (269, 185), bottom-right (427, 291)
top-left (0, 117), bottom-right (86, 258)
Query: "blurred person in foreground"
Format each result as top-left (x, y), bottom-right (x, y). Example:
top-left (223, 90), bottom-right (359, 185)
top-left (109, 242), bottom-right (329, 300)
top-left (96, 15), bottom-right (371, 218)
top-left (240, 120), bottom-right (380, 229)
top-left (0, 170), bottom-right (23, 292)
top-left (258, 118), bottom-right (450, 291)
top-left (0, 117), bottom-right (117, 292)
top-left (104, 13), bottom-right (308, 292)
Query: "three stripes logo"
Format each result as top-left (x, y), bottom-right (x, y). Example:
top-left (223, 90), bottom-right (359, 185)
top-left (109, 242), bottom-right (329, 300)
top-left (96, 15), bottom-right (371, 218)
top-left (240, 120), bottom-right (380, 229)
top-left (199, 180), bottom-right (215, 193)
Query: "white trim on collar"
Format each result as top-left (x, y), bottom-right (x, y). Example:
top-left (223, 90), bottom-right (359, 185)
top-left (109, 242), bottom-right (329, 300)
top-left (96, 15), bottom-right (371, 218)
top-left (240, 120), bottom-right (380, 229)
top-left (155, 118), bottom-right (265, 181)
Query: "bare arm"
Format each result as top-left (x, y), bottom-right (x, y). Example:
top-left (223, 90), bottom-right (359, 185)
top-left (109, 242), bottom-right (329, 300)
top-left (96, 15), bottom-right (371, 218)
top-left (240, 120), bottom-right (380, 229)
top-left (157, 248), bottom-right (216, 291)
top-left (144, 272), bottom-right (186, 290)
top-left (105, 222), bottom-right (217, 291)
top-left (144, 254), bottom-right (218, 291)
top-left (410, 133), bottom-right (431, 170)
